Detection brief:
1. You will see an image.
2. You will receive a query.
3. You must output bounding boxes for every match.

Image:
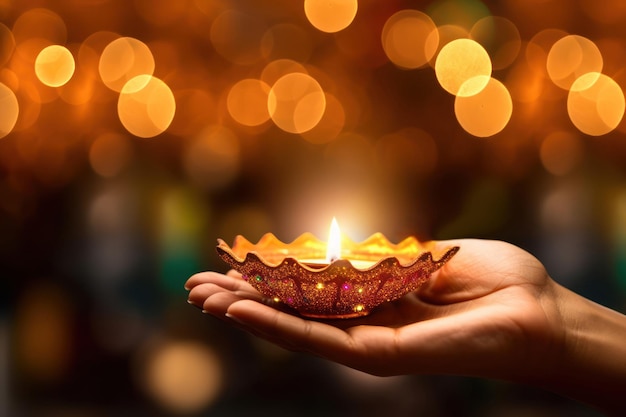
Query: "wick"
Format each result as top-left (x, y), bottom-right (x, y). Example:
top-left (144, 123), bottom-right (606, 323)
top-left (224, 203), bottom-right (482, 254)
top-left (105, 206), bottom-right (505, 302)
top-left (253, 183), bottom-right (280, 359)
top-left (328, 256), bottom-right (339, 263)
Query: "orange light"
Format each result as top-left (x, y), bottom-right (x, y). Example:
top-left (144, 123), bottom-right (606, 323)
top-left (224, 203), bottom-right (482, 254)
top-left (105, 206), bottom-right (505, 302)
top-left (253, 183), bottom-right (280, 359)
top-left (304, 0), bottom-right (358, 33)
top-left (326, 217), bottom-right (341, 262)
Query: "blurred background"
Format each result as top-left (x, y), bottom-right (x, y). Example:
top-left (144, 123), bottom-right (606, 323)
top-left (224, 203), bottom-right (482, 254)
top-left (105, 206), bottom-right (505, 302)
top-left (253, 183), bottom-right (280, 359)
top-left (2, 0), bottom-right (625, 415)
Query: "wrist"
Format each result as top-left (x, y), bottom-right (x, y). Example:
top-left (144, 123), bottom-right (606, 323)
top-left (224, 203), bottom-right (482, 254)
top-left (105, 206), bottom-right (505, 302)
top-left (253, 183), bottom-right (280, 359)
top-left (535, 282), bottom-right (626, 414)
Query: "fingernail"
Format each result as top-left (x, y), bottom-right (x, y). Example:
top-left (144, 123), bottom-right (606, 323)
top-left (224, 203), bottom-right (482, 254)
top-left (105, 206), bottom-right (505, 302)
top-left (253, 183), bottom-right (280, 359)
top-left (225, 313), bottom-right (245, 325)
top-left (187, 299), bottom-right (194, 304)
top-left (201, 310), bottom-right (209, 314)
top-left (184, 285), bottom-right (190, 291)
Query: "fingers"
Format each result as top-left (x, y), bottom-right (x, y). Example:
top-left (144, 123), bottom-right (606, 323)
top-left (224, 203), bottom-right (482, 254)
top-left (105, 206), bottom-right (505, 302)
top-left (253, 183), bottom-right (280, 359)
top-left (225, 299), bottom-right (361, 362)
top-left (186, 271), bottom-right (264, 311)
top-left (185, 269), bottom-right (243, 290)
top-left (186, 271), bottom-right (256, 294)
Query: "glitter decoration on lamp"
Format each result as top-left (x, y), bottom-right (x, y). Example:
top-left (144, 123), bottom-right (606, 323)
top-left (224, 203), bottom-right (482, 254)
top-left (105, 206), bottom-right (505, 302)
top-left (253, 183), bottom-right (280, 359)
top-left (216, 219), bottom-right (459, 318)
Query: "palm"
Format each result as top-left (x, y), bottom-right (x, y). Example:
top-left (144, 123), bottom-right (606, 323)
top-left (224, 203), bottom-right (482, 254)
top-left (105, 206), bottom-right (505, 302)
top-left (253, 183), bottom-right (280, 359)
top-left (187, 239), bottom-right (563, 380)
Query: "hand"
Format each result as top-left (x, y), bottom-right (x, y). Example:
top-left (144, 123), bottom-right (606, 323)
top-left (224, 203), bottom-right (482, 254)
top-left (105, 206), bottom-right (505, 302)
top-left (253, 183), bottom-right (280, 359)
top-left (186, 239), bottom-right (626, 414)
top-left (186, 239), bottom-right (561, 378)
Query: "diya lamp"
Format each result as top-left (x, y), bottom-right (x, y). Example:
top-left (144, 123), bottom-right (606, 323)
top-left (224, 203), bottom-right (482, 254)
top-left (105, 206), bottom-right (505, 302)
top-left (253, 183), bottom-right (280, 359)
top-left (217, 218), bottom-right (459, 319)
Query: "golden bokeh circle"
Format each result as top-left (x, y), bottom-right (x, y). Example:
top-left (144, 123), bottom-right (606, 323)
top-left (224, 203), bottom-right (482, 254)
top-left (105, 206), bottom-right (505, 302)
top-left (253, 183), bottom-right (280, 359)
top-left (304, 0), bottom-right (358, 33)
top-left (117, 75), bottom-right (176, 138)
top-left (381, 10), bottom-right (439, 70)
top-left (435, 38), bottom-right (492, 96)
top-left (0, 82), bottom-right (19, 138)
top-left (227, 78), bottom-right (271, 127)
top-left (454, 76), bottom-right (512, 137)
top-left (35, 45), bottom-right (75, 87)
top-left (268, 72), bottom-right (326, 134)
top-left (567, 72), bottom-right (625, 136)
top-left (546, 35), bottom-right (603, 90)
top-left (99, 37), bottom-right (155, 92)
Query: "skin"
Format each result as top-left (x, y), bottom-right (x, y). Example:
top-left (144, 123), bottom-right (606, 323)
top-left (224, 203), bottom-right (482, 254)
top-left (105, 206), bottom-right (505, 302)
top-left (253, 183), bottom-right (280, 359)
top-left (186, 239), bottom-right (626, 415)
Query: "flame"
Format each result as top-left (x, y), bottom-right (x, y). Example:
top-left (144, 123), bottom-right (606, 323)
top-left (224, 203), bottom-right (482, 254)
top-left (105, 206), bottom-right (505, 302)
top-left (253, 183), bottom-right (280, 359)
top-left (326, 217), bottom-right (341, 262)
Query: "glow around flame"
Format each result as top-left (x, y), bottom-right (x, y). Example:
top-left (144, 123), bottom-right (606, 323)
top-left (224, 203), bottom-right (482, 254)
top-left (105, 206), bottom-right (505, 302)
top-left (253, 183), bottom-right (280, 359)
top-left (326, 217), bottom-right (341, 262)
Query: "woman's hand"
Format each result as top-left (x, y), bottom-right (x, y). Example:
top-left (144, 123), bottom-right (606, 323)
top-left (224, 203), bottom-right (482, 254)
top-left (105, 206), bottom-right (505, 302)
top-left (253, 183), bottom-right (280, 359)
top-left (186, 239), bottom-right (626, 414)
top-left (187, 239), bottom-right (561, 377)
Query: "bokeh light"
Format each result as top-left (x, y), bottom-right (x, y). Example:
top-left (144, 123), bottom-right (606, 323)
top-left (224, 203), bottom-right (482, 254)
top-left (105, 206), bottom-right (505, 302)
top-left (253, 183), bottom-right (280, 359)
top-left (426, 24), bottom-right (469, 67)
top-left (304, 0), bottom-right (358, 33)
top-left (139, 340), bottom-right (224, 414)
top-left (227, 78), bottom-right (271, 127)
top-left (261, 58), bottom-right (308, 86)
top-left (268, 72), bottom-right (326, 134)
top-left (117, 75), bottom-right (176, 138)
top-left (567, 72), bottom-right (625, 136)
top-left (10, 80), bottom-right (41, 132)
top-left (34, 45), bottom-right (75, 87)
top-left (435, 38), bottom-right (492, 96)
top-left (0, 82), bottom-right (19, 138)
top-left (99, 36), bottom-right (155, 92)
top-left (381, 10), bottom-right (439, 70)
top-left (0, 23), bottom-right (15, 66)
top-left (546, 35), bottom-right (603, 90)
top-left (454, 76), bottom-right (512, 137)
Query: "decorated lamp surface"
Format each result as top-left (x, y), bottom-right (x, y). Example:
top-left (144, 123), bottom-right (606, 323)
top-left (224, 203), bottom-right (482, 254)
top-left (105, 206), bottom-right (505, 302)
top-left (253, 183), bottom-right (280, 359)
top-left (216, 232), bottom-right (459, 319)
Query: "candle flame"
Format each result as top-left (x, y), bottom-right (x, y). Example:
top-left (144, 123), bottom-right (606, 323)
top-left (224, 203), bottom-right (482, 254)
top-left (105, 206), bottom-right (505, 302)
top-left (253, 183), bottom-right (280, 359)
top-left (326, 217), bottom-right (341, 262)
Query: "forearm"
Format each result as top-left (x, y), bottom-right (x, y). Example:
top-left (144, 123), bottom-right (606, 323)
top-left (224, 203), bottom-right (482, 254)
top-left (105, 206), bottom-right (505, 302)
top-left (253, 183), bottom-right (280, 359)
top-left (534, 283), bottom-right (626, 414)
